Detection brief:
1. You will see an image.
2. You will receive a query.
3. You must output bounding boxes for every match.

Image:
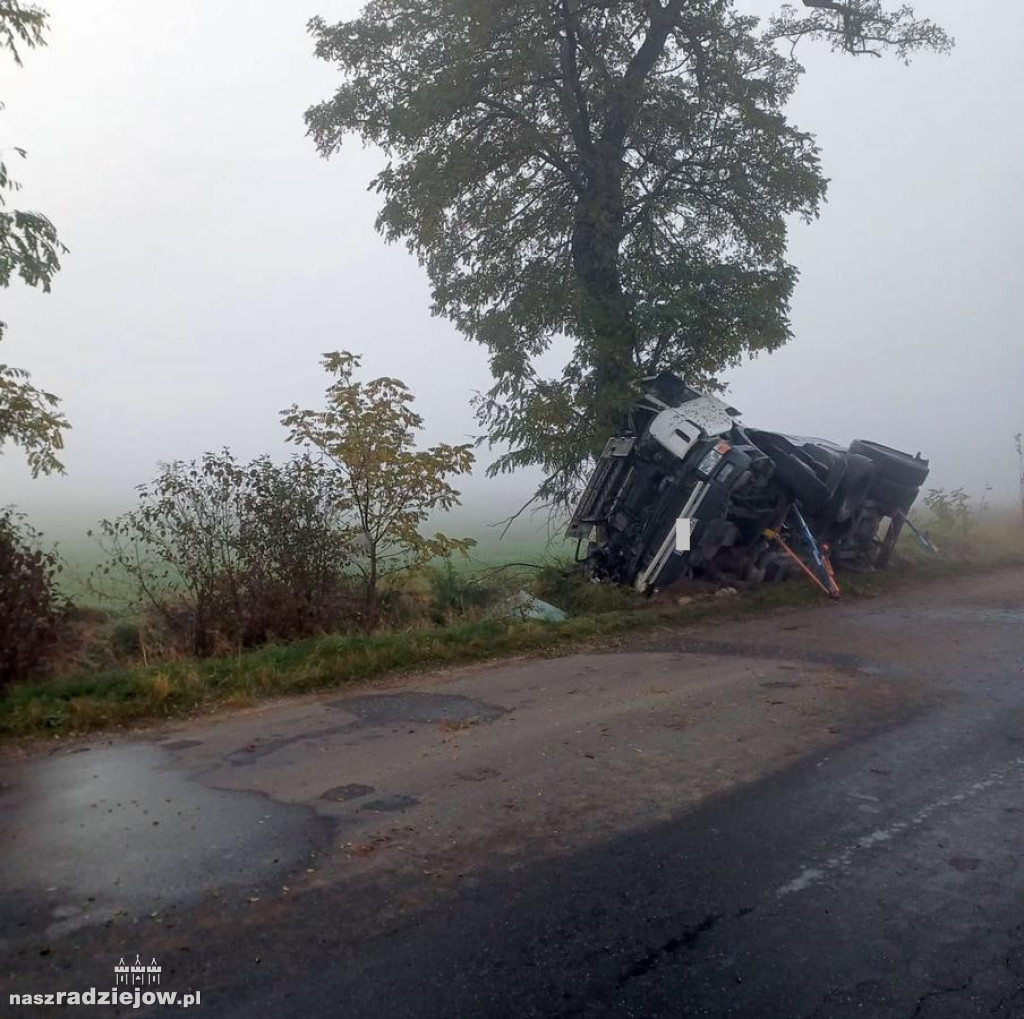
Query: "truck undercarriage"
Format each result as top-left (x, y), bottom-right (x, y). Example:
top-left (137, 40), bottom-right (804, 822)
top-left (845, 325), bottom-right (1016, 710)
top-left (567, 373), bottom-right (930, 595)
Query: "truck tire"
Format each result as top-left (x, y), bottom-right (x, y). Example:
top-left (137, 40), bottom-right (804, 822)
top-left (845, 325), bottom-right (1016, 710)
top-left (869, 477), bottom-right (921, 514)
top-left (849, 439), bottom-right (929, 488)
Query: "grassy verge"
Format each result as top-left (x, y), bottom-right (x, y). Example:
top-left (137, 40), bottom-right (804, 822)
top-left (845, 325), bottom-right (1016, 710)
top-left (3, 541), bottom-right (1022, 742)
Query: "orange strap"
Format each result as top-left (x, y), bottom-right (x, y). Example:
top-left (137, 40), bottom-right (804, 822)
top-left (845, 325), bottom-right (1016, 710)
top-left (819, 543), bottom-right (841, 597)
top-left (775, 534), bottom-right (834, 598)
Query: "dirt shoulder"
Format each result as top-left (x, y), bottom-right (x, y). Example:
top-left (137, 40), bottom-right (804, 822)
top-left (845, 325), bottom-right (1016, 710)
top-left (5, 549), bottom-right (1021, 746)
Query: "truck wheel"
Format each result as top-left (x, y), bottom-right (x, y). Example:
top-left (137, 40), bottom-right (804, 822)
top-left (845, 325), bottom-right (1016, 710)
top-left (849, 439), bottom-right (929, 488)
top-left (870, 477), bottom-right (922, 514)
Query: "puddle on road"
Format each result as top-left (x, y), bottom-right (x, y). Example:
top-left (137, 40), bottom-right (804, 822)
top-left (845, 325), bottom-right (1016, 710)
top-left (226, 692), bottom-right (508, 767)
top-left (321, 783), bottom-right (375, 803)
top-left (0, 744), bottom-right (330, 940)
top-left (327, 691), bottom-right (507, 725)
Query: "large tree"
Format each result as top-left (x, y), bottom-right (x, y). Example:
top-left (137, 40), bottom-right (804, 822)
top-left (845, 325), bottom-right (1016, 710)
top-left (307, 0), bottom-right (949, 504)
top-left (0, 1), bottom-right (68, 477)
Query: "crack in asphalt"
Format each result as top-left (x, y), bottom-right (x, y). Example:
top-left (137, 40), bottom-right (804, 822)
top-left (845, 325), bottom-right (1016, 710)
top-left (555, 905), bottom-right (758, 1016)
top-left (615, 912), bottom-right (724, 986)
top-left (909, 975), bottom-right (974, 1018)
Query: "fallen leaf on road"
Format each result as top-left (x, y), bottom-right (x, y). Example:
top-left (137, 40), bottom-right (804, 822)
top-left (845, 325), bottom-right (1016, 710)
top-left (440, 717), bottom-right (479, 734)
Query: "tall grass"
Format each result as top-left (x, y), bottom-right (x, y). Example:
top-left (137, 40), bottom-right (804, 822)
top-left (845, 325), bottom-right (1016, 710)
top-left (3, 519), bottom-right (1022, 741)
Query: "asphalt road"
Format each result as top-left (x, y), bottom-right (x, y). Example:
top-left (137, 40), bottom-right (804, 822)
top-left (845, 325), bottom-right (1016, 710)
top-left (2, 568), bottom-right (1023, 1017)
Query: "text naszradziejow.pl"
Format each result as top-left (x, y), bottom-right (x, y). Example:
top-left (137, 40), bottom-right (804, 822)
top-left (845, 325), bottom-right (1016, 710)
top-left (10, 989), bottom-right (200, 1008)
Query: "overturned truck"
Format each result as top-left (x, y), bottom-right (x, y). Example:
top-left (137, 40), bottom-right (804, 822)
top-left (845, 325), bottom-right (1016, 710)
top-left (567, 374), bottom-right (929, 595)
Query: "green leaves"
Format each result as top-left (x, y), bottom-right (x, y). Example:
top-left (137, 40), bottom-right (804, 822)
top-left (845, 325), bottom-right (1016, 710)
top-left (308, 0), bottom-right (949, 502)
top-left (93, 450), bottom-right (358, 654)
top-left (0, 3), bottom-right (69, 477)
top-left (773, 2), bottom-right (952, 62)
top-left (0, 191), bottom-right (66, 294)
top-left (94, 355), bottom-right (476, 645)
top-left (0, 506), bottom-right (66, 689)
top-left (282, 350), bottom-right (475, 626)
top-left (0, 2), bottom-right (47, 66)
top-left (0, 350), bottom-right (69, 476)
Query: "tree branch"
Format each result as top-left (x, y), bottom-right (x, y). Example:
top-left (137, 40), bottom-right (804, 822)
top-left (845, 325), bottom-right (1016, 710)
top-left (601, 0), bottom-right (684, 152)
top-left (557, 0), bottom-right (597, 162)
top-left (476, 97), bottom-right (582, 187)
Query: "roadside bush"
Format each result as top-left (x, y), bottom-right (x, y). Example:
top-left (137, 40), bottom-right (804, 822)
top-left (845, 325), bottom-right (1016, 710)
top-left (922, 487), bottom-right (976, 548)
top-left (530, 559), bottom-right (642, 616)
top-left (43, 606), bottom-right (133, 676)
top-left (0, 508), bottom-right (67, 689)
top-left (109, 619), bottom-right (142, 659)
top-left (75, 355), bottom-right (480, 660)
top-left (92, 451), bottom-right (358, 656)
top-left (427, 558), bottom-right (509, 623)
top-left (282, 351), bottom-right (475, 629)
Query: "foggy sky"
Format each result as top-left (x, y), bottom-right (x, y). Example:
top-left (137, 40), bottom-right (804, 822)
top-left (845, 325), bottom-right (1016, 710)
top-left (1, 0), bottom-right (1021, 542)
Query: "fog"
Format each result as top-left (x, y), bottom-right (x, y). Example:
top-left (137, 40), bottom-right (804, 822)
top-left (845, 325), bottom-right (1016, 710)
top-left (2, 0), bottom-right (1021, 546)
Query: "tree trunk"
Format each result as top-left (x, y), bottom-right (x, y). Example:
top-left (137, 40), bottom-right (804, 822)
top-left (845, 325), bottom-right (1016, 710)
top-left (571, 165), bottom-right (635, 457)
top-left (363, 552), bottom-right (380, 632)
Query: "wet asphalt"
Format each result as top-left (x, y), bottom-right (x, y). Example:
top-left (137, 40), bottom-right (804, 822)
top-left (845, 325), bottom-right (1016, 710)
top-left (2, 569), bottom-right (1023, 1017)
top-left (1, 744), bottom-right (330, 940)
